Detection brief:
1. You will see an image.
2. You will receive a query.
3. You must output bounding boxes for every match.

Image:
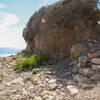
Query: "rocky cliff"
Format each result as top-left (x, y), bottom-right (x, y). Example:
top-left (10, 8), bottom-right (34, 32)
top-left (23, 0), bottom-right (100, 58)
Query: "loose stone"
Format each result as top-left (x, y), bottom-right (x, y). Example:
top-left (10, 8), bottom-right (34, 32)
top-left (66, 85), bottom-right (79, 96)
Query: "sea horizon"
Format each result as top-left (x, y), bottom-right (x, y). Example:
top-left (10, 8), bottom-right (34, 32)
top-left (0, 47), bottom-right (22, 57)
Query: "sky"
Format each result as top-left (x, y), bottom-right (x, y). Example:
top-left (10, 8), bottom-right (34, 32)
top-left (0, 0), bottom-right (59, 49)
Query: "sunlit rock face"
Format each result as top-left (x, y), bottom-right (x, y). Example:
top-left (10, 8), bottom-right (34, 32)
top-left (23, 0), bottom-right (100, 58)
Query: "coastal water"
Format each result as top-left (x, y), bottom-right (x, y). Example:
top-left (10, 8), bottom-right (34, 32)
top-left (0, 48), bottom-right (22, 57)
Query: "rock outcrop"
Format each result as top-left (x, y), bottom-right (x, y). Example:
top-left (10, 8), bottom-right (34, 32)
top-left (70, 38), bottom-right (100, 90)
top-left (23, 0), bottom-right (100, 58)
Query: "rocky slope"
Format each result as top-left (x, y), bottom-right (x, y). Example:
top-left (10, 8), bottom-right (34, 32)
top-left (0, 37), bottom-right (100, 100)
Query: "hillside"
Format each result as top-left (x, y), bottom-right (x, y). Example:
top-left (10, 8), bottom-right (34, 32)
top-left (23, 0), bottom-right (100, 58)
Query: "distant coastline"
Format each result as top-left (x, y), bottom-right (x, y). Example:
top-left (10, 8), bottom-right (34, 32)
top-left (0, 54), bottom-right (16, 57)
top-left (0, 47), bottom-right (22, 57)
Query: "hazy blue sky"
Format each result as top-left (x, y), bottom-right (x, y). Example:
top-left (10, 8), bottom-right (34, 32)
top-left (0, 0), bottom-right (59, 49)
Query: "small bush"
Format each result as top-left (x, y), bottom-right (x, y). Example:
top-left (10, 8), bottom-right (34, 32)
top-left (14, 54), bottom-right (49, 73)
top-left (13, 47), bottom-right (34, 64)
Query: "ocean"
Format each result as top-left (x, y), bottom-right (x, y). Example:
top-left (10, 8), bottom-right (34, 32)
top-left (0, 48), bottom-right (22, 57)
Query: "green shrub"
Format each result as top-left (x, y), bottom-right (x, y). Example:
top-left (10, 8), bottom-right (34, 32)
top-left (13, 47), bottom-right (34, 64)
top-left (14, 58), bottom-right (30, 73)
top-left (14, 54), bottom-right (49, 73)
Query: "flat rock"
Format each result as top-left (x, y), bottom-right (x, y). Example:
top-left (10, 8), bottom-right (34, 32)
top-left (90, 58), bottom-right (100, 65)
top-left (88, 53), bottom-right (100, 59)
top-left (66, 85), bottom-right (79, 96)
top-left (92, 65), bottom-right (100, 72)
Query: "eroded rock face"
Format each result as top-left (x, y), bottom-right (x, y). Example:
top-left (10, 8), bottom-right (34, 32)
top-left (23, 0), bottom-right (100, 58)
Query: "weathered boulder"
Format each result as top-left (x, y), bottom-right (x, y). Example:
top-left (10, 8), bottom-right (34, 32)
top-left (23, 0), bottom-right (100, 58)
top-left (90, 58), bottom-right (100, 64)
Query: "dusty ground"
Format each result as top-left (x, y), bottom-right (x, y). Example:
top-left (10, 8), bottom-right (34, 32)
top-left (0, 56), bottom-right (100, 100)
